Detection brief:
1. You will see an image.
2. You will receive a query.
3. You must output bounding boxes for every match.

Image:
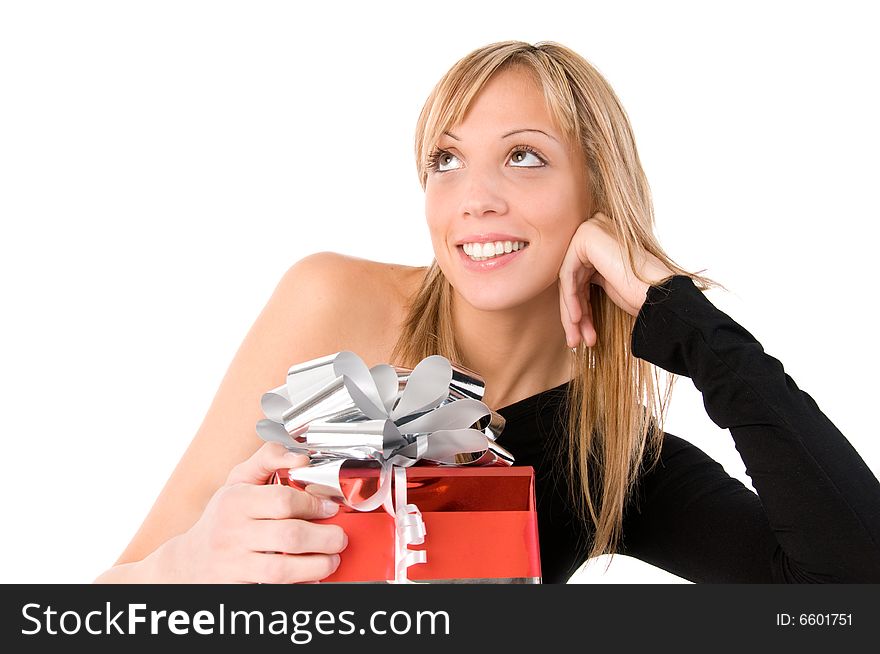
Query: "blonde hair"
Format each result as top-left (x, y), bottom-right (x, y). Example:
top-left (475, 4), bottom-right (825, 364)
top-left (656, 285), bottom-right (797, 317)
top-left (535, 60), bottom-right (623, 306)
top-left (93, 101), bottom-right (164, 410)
top-left (390, 41), bottom-right (722, 571)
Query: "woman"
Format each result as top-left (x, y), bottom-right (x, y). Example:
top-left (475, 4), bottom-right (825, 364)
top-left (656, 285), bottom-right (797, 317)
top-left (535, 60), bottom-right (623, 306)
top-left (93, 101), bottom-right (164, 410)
top-left (95, 41), bottom-right (880, 583)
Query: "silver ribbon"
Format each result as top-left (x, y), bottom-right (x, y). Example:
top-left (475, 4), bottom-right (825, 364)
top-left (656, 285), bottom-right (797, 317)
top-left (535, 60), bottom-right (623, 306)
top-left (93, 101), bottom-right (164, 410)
top-left (256, 351), bottom-right (512, 583)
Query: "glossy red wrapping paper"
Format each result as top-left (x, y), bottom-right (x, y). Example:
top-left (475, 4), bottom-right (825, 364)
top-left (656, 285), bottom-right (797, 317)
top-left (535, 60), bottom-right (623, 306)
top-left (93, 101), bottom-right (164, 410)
top-left (272, 466), bottom-right (542, 583)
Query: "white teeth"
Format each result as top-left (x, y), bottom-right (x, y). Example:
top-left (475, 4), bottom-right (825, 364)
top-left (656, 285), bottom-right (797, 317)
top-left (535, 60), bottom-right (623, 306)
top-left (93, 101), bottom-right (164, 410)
top-left (462, 240), bottom-right (528, 261)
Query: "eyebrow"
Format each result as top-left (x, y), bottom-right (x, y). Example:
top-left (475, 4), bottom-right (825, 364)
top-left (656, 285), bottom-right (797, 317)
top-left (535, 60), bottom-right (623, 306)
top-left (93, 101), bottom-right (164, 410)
top-left (442, 128), bottom-right (559, 143)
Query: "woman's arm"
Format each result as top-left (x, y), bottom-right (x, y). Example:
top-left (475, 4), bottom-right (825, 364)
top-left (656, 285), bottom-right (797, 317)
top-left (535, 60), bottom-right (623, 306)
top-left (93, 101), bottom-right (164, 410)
top-left (622, 276), bottom-right (880, 582)
top-left (99, 252), bottom-right (378, 581)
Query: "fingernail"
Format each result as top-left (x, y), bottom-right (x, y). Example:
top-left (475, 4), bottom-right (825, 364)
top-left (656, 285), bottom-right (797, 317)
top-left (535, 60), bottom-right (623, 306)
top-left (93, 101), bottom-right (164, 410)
top-left (320, 499), bottom-right (339, 517)
top-left (331, 554), bottom-right (341, 569)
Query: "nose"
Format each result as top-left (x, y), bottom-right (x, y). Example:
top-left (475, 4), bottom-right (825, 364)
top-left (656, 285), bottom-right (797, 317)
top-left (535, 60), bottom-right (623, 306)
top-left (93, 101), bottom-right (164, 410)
top-left (458, 169), bottom-right (508, 218)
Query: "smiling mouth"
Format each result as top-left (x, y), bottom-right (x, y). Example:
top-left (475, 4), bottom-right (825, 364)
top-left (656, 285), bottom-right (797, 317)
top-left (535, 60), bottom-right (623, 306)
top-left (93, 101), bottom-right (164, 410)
top-left (460, 241), bottom-right (529, 262)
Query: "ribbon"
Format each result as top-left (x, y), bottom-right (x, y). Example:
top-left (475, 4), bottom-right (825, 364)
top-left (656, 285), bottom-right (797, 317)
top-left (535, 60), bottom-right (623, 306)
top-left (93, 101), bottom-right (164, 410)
top-left (256, 351), bottom-right (512, 583)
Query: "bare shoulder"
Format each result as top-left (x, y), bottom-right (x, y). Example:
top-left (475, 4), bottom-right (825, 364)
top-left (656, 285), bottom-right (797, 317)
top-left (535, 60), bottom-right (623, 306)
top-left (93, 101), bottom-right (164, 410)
top-left (279, 251), bottom-right (427, 366)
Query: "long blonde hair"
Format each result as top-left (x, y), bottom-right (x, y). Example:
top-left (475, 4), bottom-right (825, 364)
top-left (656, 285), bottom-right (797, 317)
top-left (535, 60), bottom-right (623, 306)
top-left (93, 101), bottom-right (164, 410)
top-left (390, 41), bottom-right (722, 569)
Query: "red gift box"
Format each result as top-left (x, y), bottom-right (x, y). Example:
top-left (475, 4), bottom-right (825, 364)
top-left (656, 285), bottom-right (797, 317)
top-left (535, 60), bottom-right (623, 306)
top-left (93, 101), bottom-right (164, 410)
top-left (272, 466), bottom-right (541, 583)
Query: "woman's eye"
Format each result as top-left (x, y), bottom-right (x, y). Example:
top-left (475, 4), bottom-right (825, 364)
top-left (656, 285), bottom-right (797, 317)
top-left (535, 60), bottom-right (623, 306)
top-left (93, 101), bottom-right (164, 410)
top-left (509, 149), bottom-right (544, 167)
top-left (436, 151), bottom-right (462, 172)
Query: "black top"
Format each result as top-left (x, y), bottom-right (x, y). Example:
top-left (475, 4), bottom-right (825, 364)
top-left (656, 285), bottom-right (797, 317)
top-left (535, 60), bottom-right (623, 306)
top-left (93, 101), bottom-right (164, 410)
top-left (495, 276), bottom-right (880, 583)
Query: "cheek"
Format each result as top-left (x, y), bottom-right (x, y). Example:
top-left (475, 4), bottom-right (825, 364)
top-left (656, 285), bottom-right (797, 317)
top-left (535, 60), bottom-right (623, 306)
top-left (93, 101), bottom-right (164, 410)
top-left (527, 187), bottom-right (583, 233)
top-left (424, 189), bottom-right (452, 241)
top-left (526, 187), bottom-right (585, 270)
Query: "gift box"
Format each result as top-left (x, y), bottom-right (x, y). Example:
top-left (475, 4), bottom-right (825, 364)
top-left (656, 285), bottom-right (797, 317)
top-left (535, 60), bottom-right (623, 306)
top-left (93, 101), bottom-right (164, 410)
top-left (257, 350), bottom-right (540, 583)
top-left (273, 465), bottom-right (541, 583)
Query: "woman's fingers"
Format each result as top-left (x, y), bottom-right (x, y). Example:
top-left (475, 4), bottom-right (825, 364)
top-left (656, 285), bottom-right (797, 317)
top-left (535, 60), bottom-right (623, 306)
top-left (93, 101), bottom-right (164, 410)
top-left (193, 478), bottom-right (348, 583)
top-left (173, 443), bottom-right (351, 583)
top-left (560, 273), bottom-right (582, 326)
top-left (559, 279), bottom-right (596, 348)
top-left (559, 251), bottom-right (584, 323)
top-left (233, 483), bottom-right (340, 521)
top-left (559, 224), bottom-right (600, 348)
top-left (579, 289), bottom-right (597, 348)
top-left (226, 441), bottom-right (309, 486)
top-left (246, 551), bottom-right (342, 584)
top-left (559, 283), bottom-right (579, 348)
top-left (247, 517), bottom-right (348, 556)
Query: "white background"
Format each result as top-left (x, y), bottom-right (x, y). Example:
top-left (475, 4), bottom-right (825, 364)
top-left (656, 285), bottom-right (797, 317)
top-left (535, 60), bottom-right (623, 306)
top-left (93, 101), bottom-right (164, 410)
top-left (1, 0), bottom-right (877, 584)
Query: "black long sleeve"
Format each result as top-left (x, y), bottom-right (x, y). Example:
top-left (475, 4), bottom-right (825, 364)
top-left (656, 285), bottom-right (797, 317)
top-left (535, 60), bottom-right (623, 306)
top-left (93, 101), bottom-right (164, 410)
top-left (495, 276), bottom-right (880, 584)
top-left (620, 275), bottom-right (880, 582)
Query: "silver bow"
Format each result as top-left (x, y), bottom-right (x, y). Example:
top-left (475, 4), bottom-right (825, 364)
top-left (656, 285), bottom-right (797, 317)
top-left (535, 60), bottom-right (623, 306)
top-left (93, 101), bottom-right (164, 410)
top-left (256, 351), bottom-right (513, 583)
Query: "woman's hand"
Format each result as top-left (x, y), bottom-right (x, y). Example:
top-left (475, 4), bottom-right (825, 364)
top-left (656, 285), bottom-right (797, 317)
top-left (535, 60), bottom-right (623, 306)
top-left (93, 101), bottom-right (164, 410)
top-left (163, 441), bottom-right (348, 583)
top-left (558, 211), bottom-right (675, 348)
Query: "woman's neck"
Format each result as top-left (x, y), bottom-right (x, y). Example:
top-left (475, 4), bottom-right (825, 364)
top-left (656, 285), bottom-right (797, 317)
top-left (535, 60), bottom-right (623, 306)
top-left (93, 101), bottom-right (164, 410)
top-left (451, 282), bottom-right (573, 410)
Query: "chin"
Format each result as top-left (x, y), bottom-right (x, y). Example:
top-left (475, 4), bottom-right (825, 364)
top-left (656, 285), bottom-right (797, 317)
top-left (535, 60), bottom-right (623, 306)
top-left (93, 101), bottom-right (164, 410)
top-left (436, 251), bottom-right (559, 311)
top-left (452, 279), bottom-right (548, 313)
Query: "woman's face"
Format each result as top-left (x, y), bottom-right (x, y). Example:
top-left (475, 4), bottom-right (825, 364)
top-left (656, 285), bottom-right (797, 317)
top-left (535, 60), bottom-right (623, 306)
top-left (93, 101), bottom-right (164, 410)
top-left (424, 66), bottom-right (592, 312)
